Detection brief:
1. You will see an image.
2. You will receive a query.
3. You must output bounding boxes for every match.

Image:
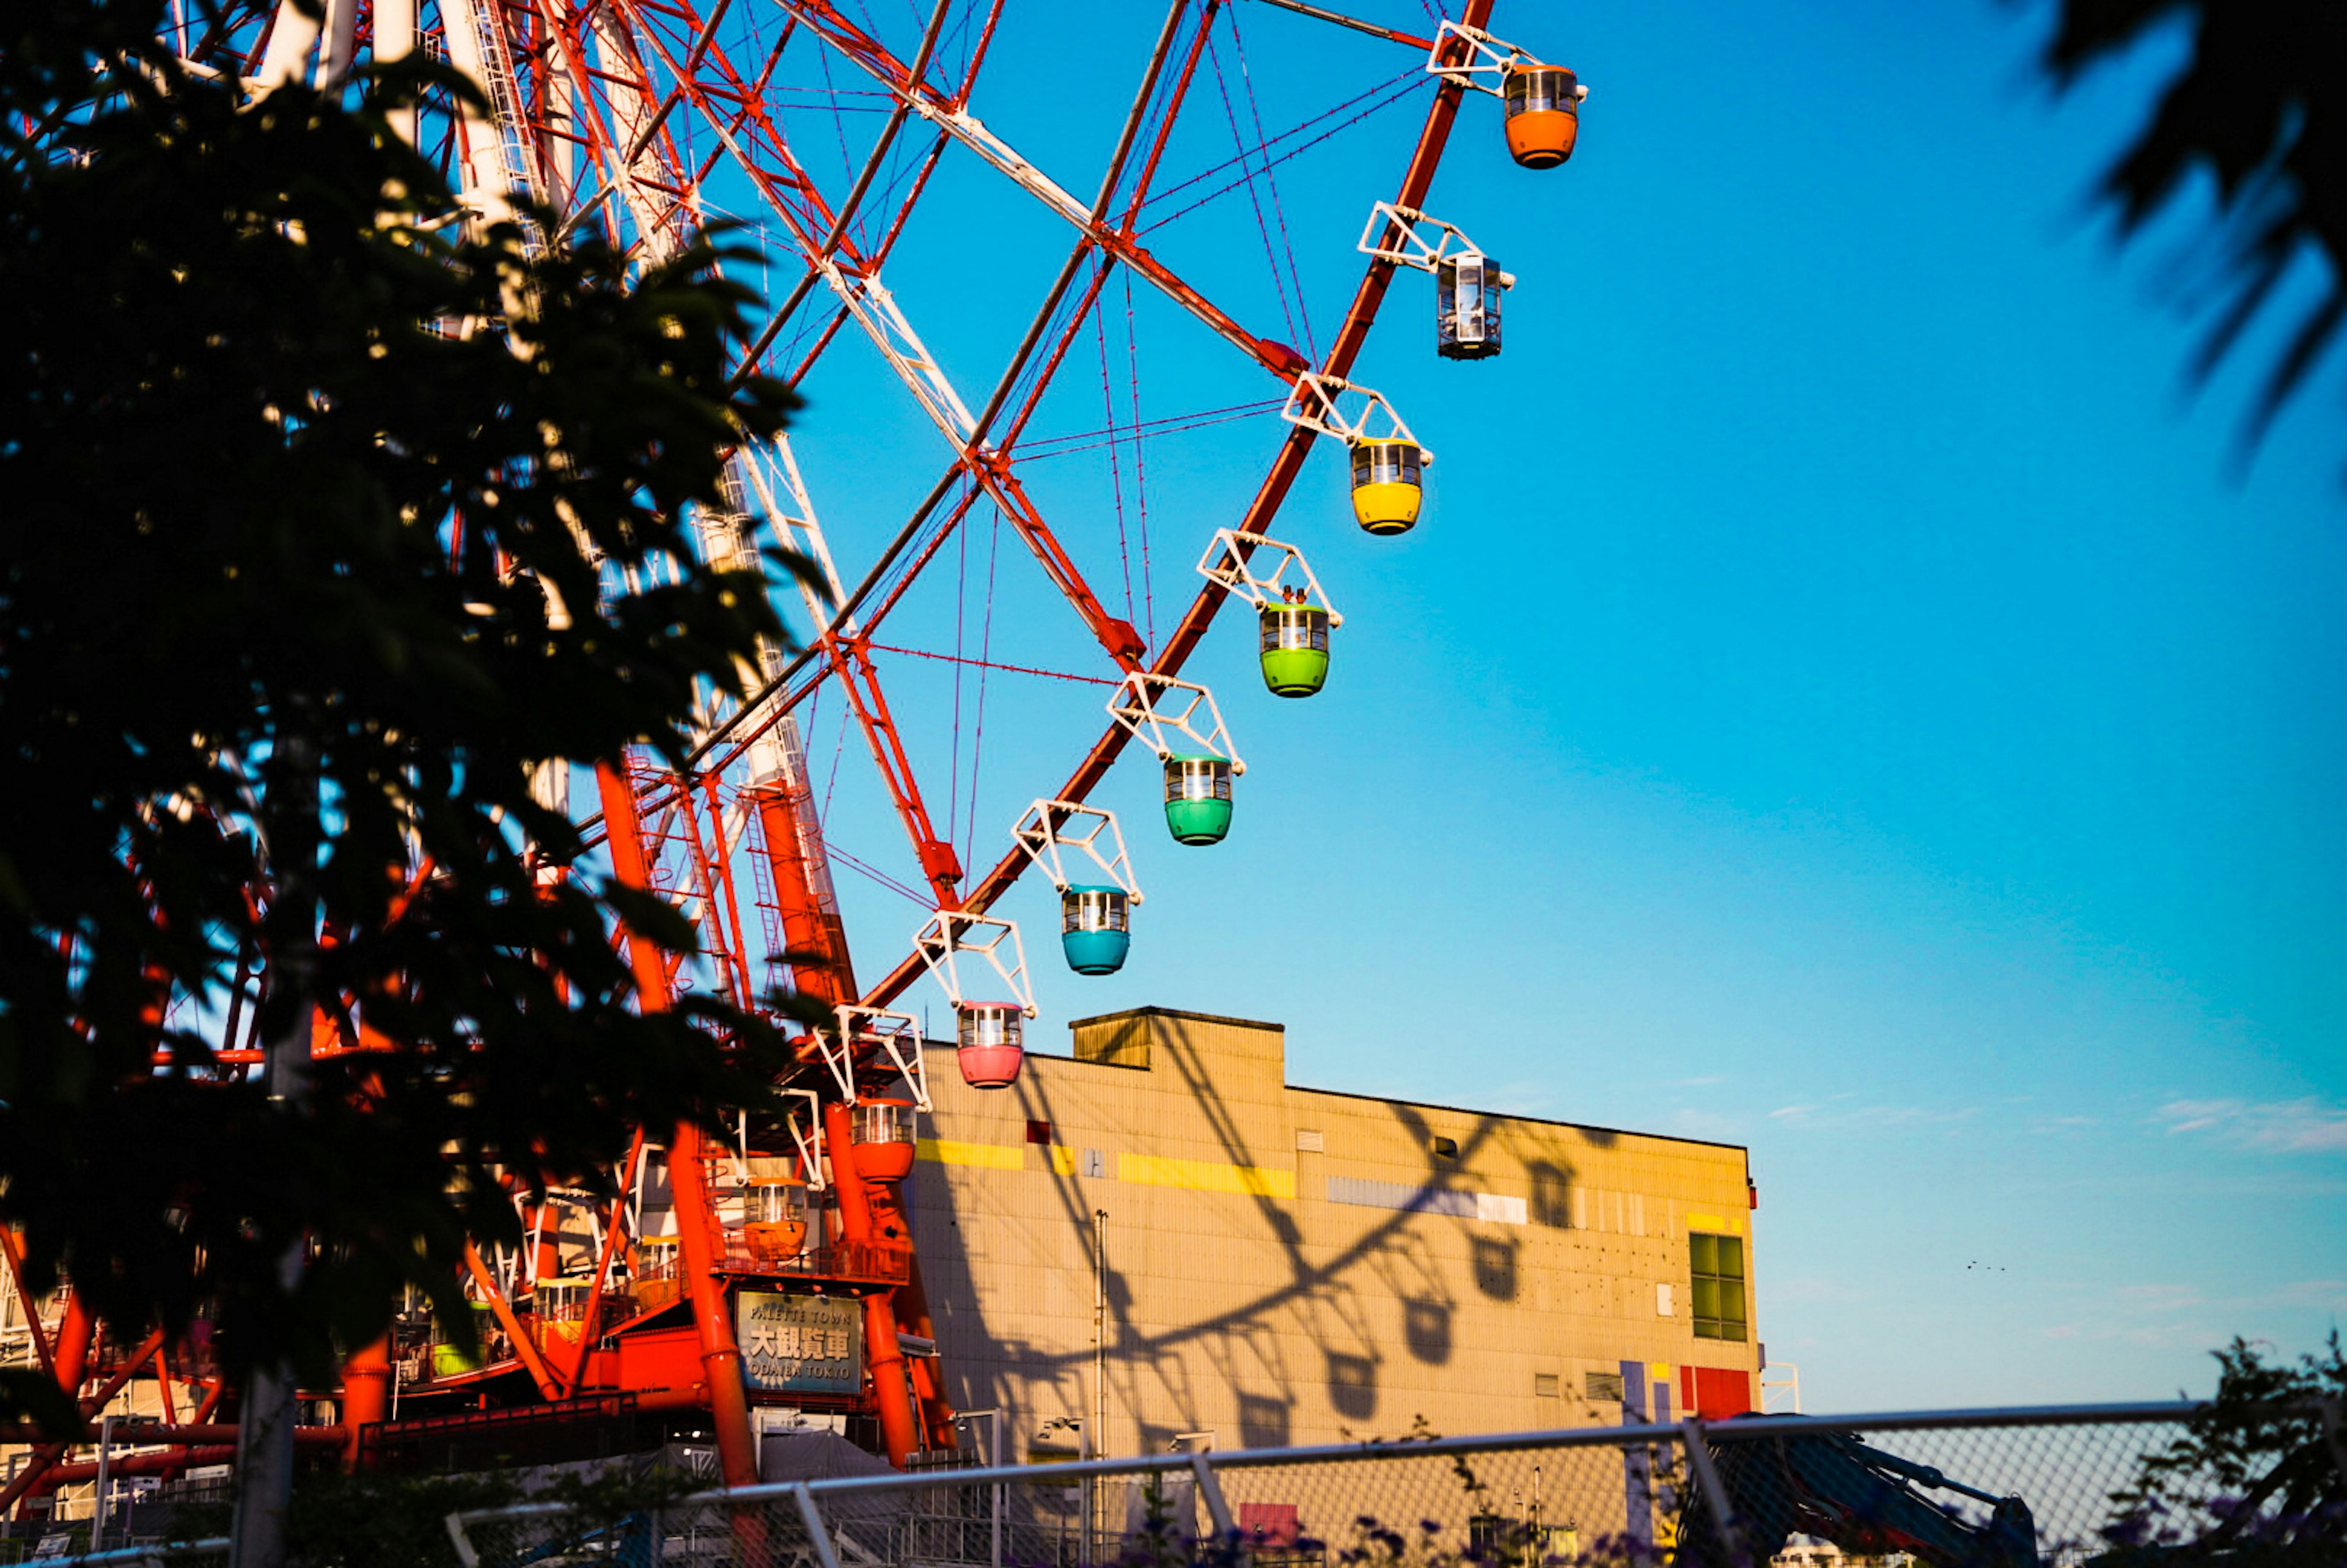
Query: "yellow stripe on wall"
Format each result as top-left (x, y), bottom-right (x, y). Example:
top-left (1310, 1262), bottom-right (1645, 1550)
top-left (917, 1138), bottom-right (1026, 1170)
top-left (1117, 1152), bottom-right (1295, 1199)
top-left (1049, 1145), bottom-right (1077, 1176)
top-left (1687, 1212), bottom-right (1739, 1233)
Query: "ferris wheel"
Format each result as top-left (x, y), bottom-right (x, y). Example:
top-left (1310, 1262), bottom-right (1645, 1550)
top-left (13, 0), bottom-right (1592, 1498)
top-left (387, 0), bottom-right (1587, 1084)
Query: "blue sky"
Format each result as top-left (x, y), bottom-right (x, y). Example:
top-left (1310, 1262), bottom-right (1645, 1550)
top-left (719, 0), bottom-right (2347, 1413)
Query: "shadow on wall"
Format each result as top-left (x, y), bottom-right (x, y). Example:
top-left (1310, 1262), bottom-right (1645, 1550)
top-left (1472, 1235), bottom-right (1518, 1302)
top-left (1324, 1350), bottom-right (1379, 1421)
top-left (1239, 1391), bottom-right (1293, 1449)
top-left (1528, 1162), bottom-right (1572, 1228)
top-left (1403, 1299), bottom-right (1451, 1365)
top-left (914, 1016), bottom-right (1615, 1451)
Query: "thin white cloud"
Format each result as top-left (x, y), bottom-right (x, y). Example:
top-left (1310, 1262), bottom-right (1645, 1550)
top-left (2111, 1283), bottom-right (2203, 1312)
top-left (2040, 1277), bottom-right (2346, 1348)
top-left (1764, 1101), bottom-right (1978, 1130)
top-left (2277, 1280), bottom-right (2347, 1311)
top-left (2151, 1097), bottom-right (2347, 1154)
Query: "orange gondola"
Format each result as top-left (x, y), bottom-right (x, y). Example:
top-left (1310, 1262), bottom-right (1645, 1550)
top-left (1502, 64), bottom-right (1581, 169)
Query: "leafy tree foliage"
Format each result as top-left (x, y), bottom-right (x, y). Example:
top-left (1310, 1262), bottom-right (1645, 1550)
top-left (0, 6), bottom-right (804, 1429)
top-left (2039, 1), bottom-right (2347, 444)
top-left (2098, 1333), bottom-right (2347, 1562)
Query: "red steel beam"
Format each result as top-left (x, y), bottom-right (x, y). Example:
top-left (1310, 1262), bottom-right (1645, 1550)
top-left (592, 763), bottom-right (761, 1494)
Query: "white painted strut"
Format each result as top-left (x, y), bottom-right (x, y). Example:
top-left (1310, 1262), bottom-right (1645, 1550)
top-left (779, 1087), bottom-right (828, 1190)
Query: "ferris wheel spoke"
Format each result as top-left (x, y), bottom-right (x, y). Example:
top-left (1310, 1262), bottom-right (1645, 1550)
top-left (782, 0), bottom-right (1318, 383)
top-left (832, 636), bottom-right (964, 906)
top-left (671, 110), bottom-right (1155, 672)
top-left (675, 3), bottom-right (1202, 751)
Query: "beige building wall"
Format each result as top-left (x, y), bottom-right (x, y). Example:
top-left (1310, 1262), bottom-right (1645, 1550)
top-left (908, 1006), bottom-right (1760, 1462)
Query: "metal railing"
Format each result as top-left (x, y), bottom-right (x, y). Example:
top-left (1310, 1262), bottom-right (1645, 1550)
top-left (1, 1541), bottom-right (227, 1568)
top-left (443, 1399), bottom-right (2347, 1568)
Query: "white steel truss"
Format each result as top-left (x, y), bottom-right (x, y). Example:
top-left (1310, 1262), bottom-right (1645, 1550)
top-left (780, 1087), bottom-right (828, 1190)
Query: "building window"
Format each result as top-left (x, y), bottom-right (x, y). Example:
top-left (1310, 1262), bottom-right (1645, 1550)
top-left (1585, 1370), bottom-right (1624, 1402)
top-left (1533, 1373), bottom-right (1559, 1398)
top-left (1431, 1136), bottom-right (1458, 1159)
top-left (1690, 1233), bottom-right (1747, 1341)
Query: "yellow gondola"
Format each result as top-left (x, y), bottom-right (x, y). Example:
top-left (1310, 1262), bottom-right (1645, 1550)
top-left (1350, 439), bottom-right (1425, 535)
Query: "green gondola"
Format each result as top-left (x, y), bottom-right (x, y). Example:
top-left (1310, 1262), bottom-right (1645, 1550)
top-left (1258, 603), bottom-right (1331, 697)
top-left (1162, 752), bottom-right (1233, 845)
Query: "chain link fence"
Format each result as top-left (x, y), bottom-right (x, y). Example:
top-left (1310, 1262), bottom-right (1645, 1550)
top-left (444, 1401), bottom-right (2347, 1568)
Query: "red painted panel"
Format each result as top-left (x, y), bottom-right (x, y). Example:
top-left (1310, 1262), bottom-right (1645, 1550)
top-left (1680, 1365), bottom-right (1753, 1420)
top-left (1240, 1504), bottom-right (1299, 1548)
top-left (614, 1326), bottom-right (702, 1393)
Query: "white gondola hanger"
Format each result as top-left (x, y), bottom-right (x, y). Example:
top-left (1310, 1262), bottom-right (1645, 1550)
top-left (1279, 372), bottom-right (1430, 460)
top-left (1359, 204), bottom-right (1516, 363)
top-left (914, 910), bottom-right (1036, 1090)
top-left (1107, 674), bottom-right (1244, 771)
top-left (1422, 20), bottom-right (1587, 103)
top-left (1356, 202), bottom-right (1511, 285)
top-left (1111, 675), bottom-right (1247, 846)
top-left (1012, 800), bottom-right (1144, 901)
top-left (812, 1002), bottom-right (931, 1112)
top-left (1283, 375), bottom-right (1436, 538)
top-left (1425, 21), bottom-right (1589, 172)
top-left (1196, 530), bottom-right (1343, 625)
top-left (913, 910), bottom-right (1036, 1018)
top-left (779, 1086), bottom-right (827, 1192)
top-left (1015, 801), bottom-right (1144, 975)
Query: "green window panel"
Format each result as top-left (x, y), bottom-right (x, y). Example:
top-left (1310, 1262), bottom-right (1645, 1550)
top-left (1691, 1231), bottom-right (1748, 1342)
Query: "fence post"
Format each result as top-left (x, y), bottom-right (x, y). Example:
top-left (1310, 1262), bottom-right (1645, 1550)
top-left (443, 1511), bottom-right (482, 1568)
top-left (1191, 1451), bottom-right (1236, 1541)
top-left (1678, 1418), bottom-right (1751, 1567)
top-left (790, 1481), bottom-right (842, 1568)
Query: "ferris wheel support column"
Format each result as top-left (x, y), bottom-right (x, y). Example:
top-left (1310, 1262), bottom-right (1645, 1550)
top-left (338, 1335), bottom-right (390, 1471)
top-left (593, 765), bottom-right (762, 1498)
top-left (822, 1102), bottom-right (925, 1468)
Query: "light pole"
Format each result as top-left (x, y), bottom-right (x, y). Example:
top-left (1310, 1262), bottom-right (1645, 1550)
top-left (954, 1408), bottom-right (1006, 1568)
top-left (1092, 1209), bottom-right (1108, 1566)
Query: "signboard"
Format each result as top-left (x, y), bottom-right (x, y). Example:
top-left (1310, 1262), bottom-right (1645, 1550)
top-left (737, 1290), bottom-right (862, 1395)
